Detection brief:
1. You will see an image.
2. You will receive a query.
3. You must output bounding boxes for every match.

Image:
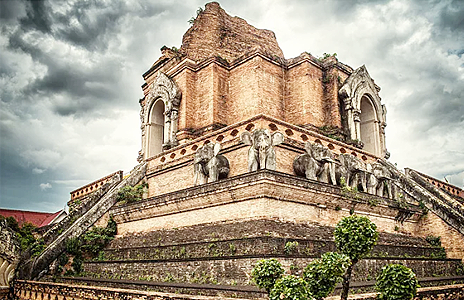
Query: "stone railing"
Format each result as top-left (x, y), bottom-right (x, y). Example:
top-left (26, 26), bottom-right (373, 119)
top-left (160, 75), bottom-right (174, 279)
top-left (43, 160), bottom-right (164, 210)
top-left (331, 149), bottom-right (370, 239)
top-left (41, 176), bottom-right (120, 245)
top-left (412, 169), bottom-right (464, 200)
top-left (69, 170), bottom-right (123, 203)
top-left (17, 163), bottom-right (147, 281)
top-left (383, 161), bottom-right (464, 236)
top-left (13, 280), bottom-right (464, 300)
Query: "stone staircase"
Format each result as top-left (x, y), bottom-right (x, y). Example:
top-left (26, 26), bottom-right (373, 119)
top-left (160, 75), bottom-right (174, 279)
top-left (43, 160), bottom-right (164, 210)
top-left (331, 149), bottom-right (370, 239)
top-left (17, 162), bottom-right (147, 281)
top-left (381, 160), bottom-right (464, 236)
top-left (69, 219), bottom-right (464, 297)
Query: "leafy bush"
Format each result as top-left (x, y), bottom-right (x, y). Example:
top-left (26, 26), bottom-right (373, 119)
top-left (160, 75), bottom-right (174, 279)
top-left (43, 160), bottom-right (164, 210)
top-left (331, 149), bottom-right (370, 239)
top-left (426, 235), bottom-right (446, 258)
top-left (116, 183), bottom-right (148, 204)
top-left (303, 252), bottom-right (350, 300)
top-left (251, 258), bottom-right (285, 293)
top-left (71, 256), bottom-right (83, 275)
top-left (334, 215), bottom-right (378, 262)
top-left (81, 216), bottom-right (117, 256)
top-left (284, 241), bottom-right (299, 254)
top-left (66, 237), bottom-right (81, 256)
top-left (269, 275), bottom-right (314, 300)
top-left (31, 238), bottom-right (45, 257)
top-left (335, 215), bottom-right (379, 300)
top-left (376, 264), bottom-right (419, 300)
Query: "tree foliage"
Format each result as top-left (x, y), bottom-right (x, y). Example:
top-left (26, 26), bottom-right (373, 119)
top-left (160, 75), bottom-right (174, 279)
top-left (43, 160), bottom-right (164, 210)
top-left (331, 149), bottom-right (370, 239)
top-left (303, 252), bottom-right (350, 300)
top-left (269, 275), bottom-right (314, 300)
top-left (334, 215), bottom-right (379, 262)
top-left (0, 215), bottom-right (38, 252)
top-left (251, 258), bottom-right (285, 293)
top-left (335, 215), bottom-right (379, 300)
top-left (375, 264), bottom-right (419, 300)
top-left (81, 215), bottom-right (117, 255)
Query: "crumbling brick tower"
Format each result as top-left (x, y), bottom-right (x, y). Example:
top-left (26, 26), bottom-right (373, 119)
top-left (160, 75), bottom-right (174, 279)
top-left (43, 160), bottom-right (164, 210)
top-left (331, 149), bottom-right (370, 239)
top-left (14, 2), bottom-right (464, 299)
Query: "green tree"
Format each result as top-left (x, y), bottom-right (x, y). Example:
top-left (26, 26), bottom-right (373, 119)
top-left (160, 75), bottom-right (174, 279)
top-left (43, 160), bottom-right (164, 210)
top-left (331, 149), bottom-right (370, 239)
top-left (251, 258), bottom-right (285, 293)
top-left (376, 264), bottom-right (419, 300)
top-left (303, 252), bottom-right (350, 300)
top-left (334, 215), bottom-right (379, 300)
top-left (269, 275), bottom-right (314, 300)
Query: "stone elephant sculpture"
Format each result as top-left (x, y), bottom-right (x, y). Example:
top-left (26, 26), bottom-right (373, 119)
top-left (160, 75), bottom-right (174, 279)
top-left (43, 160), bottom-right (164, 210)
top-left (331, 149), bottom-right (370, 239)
top-left (241, 129), bottom-right (284, 171)
top-left (367, 162), bottom-right (393, 198)
top-left (193, 143), bottom-right (230, 185)
top-left (293, 141), bottom-right (337, 185)
top-left (336, 154), bottom-right (368, 191)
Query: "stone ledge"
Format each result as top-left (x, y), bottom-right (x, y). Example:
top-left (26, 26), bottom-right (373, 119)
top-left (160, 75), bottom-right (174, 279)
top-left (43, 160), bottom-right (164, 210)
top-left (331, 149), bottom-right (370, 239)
top-left (112, 170), bottom-right (421, 229)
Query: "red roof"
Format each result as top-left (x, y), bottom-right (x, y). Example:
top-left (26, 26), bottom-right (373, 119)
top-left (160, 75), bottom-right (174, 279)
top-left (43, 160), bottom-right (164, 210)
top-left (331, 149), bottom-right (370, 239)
top-left (0, 209), bottom-right (63, 227)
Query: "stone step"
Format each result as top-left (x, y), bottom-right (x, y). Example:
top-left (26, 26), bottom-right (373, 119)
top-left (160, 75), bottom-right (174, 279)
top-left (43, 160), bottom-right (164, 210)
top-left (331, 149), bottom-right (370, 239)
top-left (102, 236), bottom-right (445, 261)
top-left (109, 219), bottom-right (431, 249)
top-left (83, 256), bottom-right (463, 285)
top-left (57, 275), bottom-right (464, 298)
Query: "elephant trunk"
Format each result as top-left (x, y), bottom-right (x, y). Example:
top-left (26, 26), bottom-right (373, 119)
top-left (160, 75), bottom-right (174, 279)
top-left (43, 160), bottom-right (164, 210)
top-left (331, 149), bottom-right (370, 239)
top-left (258, 146), bottom-right (267, 169)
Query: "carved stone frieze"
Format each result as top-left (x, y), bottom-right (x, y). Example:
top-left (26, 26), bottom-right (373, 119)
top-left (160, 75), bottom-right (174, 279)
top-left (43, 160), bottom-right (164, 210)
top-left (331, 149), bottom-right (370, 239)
top-left (241, 129), bottom-right (284, 171)
top-left (293, 141), bottom-right (337, 185)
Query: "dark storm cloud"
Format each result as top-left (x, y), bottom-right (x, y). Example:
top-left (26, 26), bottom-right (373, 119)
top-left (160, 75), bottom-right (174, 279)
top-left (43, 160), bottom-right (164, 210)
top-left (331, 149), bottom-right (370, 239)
top-left (53, 0), bottom-right (127, 51)
top-left (19, 0), bottom-right (52, 33)
top-left (436, 0), bottom-right (464, 32)
top-left (3, 0), bottom-right (136, 115)
top-left (0, 0), bottom-right (26, 23)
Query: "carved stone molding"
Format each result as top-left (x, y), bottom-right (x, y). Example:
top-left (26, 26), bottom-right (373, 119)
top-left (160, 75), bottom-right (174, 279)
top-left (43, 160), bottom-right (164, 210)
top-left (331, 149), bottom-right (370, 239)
top-left (339, 65), bottom-right (387, 158)
top-left (140, 72), bottom-right (181, 161)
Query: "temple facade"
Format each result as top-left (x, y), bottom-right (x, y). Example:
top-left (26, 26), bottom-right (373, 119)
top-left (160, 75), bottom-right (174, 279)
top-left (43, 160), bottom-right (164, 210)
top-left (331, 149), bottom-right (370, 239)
top-left (11, 2), bottom-right (464, 299)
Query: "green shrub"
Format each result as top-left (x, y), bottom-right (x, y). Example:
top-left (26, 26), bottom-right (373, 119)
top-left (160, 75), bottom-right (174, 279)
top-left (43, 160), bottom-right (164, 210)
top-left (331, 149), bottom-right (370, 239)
top-left (426, 235), bottom-right (446, 258)
top-left (116, 183), bottom-right (147, 204)
top-left (31, 238), bottom-right (45, 257)
top-left (269, 275), bottom-right (314, 300)
top-left (81, 215), bottom-right (117, 257)
top-left (284, 241), bottom-right (299, 254)
top-left (66, 237), bottom-right (81, 256)
top-left (251, 258), bottom-right (285, 293)
top-left (334, 215), bottom-right (379, 300)
top-left (303, 252), bottom-right (350, 300)
top-left (376, 264), bottom-right (419, 300)
top-left (334, 215), bottom-right (378, 262)
top-left (71, 256), bottom-right (83, 275)
top-left (16, 222), bottom-right (38, 251)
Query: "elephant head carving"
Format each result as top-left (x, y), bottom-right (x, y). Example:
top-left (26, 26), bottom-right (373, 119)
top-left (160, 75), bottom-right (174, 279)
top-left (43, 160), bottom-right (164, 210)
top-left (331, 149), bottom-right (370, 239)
top-left (193, 143), bottom-right (230, 185)
top-left (336, 154), bottom-right (368, 191)
top-left (293, 141), bottom-right (337, 184)
top-left (367, 161), bottom-right (393, 198)
top-left (241, 129), bottom-right (284, 171)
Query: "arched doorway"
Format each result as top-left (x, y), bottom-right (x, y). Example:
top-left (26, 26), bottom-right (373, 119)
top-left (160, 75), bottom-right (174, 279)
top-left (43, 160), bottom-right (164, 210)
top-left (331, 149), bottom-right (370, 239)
top-left (147, 100), bottom-right (165, 157)
top-left (359, 95), bottom-right (379, 155)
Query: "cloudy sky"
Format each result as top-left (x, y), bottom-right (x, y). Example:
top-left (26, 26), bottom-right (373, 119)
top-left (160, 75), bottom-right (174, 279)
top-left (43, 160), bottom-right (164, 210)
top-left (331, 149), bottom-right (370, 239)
top-left (0, 0), bottom-right (463, 213)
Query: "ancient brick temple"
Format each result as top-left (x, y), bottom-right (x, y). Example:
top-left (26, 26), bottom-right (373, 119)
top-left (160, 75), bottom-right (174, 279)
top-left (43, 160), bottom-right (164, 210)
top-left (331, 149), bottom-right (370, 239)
top-left (12, 2), bottom-right (464, 299)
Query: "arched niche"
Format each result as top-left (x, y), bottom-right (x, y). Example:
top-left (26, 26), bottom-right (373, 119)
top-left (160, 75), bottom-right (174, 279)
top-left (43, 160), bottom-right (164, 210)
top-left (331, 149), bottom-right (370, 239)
top-left (138, 72), bottom-right (181, 161)
top-left (339, 66), bottom-right (387, 158)
top-left (359, 95), bottom-right (380, 154)
top-left (147, 100), bottom-right (165, 157)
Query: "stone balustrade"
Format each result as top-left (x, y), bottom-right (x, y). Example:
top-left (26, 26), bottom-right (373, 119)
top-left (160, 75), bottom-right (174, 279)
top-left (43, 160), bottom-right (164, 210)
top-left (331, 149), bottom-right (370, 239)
top-left (69, 170), bottom-right (123, 203)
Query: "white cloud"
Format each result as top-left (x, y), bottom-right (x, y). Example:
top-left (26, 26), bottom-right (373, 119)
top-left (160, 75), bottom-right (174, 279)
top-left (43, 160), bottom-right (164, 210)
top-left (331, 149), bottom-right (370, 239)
top-left (39, 182), bottom-right (52, 191)
top-left (32, 168), bottom-right (46, 174)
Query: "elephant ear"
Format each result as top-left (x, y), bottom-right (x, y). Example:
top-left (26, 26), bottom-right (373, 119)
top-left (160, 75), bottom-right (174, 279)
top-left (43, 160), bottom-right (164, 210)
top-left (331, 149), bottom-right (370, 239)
top-left (213, 143), bottom-right (221, 156)
top-left (304, 141), bottom-right (314, 155)
top-left (240, 132), bottom-right (253, 146)
top-left (272, 132), bottom-right (284, 146)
